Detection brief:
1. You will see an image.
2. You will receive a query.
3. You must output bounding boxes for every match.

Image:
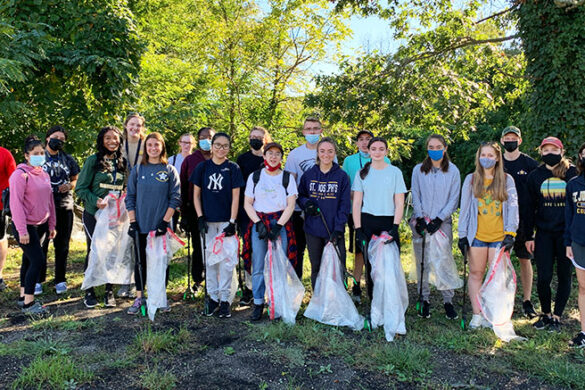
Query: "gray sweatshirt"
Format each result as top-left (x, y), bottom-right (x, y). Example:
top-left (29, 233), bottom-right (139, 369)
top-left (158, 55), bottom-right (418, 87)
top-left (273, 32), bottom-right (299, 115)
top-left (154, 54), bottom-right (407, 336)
top-left (458, 173), bottom-right (519, 241)
top-left (411, 162), bottom-right (461, 222)
top-left (126, 163), bottom-right (181, 234)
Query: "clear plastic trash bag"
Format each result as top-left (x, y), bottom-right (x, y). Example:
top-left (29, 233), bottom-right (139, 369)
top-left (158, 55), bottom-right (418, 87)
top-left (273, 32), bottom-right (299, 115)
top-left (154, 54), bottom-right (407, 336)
top-left (427, 229), bottom-right (463, 290)
top-left (368, 232), bottom-right (408, 342)
top-left (146, 229), bottom-right (185, 321)
top-left (304, 243), bottom-right (364, 330)
top-left (478, 246), bottom-right (524, 342)
top-left (264, 238), bottom-right (305, 325)
top-left (206, 233), bottom-right (239, 268)
top-left (81, 193), bottom-right (134, 290)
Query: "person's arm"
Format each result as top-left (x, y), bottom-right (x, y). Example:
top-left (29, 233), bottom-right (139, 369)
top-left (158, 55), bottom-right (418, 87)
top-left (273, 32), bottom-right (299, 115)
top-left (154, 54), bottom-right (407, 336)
top-left (352, 191), bottom-right (363, 228)
top-left (8, 170), bottom-right (28, 239)
top-left (180, 157), bottom-right (191, 215)
top-left (47, 187), bottom-right (57, 239)
top-left (230, 187), bottom-right (240, 221)
top-left (193, 186), bottom-right (203, 217)
top-left (125, 167), bottom-right (138, 214)
top-left (393, 193), bottom-right (405, 224)
top-left (438, 166), bottom-right (462, 220)
top-left (503, 175), bottom-right (519, 237)
top-left (277, 195), bottom-right (296, 225)
top-left (334, 173), bottom-right (351, 232)
top-left (524, 172), bottom-right (538, 254)
top-left (564, 181), bottom-right (574, 248)
top-left (75, 155), bottom-right (99, 208)
top-left (411, 168), bottom-right (423, 219)
top-left (296, 174), bottom-right (310, 210)
top-left (244, 195), bottom-right (260, 222)
top-left (166, 166), bottom-right (182, 222)
top-left (457, 175), bottom-right (472, 240)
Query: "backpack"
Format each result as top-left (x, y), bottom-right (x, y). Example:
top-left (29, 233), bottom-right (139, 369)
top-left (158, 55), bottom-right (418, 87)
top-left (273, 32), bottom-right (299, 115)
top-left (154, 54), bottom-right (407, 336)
top-left (2, 167), bottom-right (28, 218)
top-left (251, 168), bottom-right (291, 196)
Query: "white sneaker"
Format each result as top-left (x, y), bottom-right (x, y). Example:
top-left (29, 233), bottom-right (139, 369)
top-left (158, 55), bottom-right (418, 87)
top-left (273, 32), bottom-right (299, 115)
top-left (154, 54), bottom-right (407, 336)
top-left (34, 283), bottom-right (42, 296)
top-left (469, 314), bottom-right (484, 329)
top-left (55, 282), bottom-right (67, 295)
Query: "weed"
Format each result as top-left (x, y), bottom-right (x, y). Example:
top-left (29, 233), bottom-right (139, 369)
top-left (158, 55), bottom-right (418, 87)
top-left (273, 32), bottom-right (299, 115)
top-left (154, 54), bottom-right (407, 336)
top-left (12, 355), bottom-right (93, 390)
top-left (140, 367), bottom-right (177, 390)
top-left (224, 346), bottom-right (235, 355)
top-left (133, 325), bottom-right (190, 354)
top-left (31, 314), bottom-right (91, 331)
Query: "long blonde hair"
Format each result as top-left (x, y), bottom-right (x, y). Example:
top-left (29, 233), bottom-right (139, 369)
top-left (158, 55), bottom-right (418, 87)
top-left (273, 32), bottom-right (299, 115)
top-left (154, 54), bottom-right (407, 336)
top-left (471, 142), bottom-right (508, 202)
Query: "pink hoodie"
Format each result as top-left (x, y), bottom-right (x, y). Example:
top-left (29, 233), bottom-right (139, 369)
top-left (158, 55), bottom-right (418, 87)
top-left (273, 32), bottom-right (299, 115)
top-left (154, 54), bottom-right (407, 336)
top-left (8, 163), bottom-right (56, 237)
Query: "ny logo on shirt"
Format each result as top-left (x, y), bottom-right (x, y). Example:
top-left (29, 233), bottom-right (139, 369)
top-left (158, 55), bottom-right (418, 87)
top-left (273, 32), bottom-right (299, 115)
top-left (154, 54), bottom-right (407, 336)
top-left (208, 173), bottom-right (224, 190)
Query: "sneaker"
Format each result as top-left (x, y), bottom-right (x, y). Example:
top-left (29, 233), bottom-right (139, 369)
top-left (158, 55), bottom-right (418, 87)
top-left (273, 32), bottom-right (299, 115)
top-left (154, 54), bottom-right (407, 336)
top-left (352, 284), bottom-right (361, 304)
top-left (218, 301), bottom-right (231, 318)
top-left (117, 284), bottom-right (130, 298)
top-left (84, 291), bottom-right (98, 309)
top-left (160, 306), bottom-right (171, 313)
top-left (34, 283), bottom-right (42, 296)
top-left (569, 332), bottom-right (585, 348)
top-left (17, 297), bottom-right (24, 308)
top-left (0, 278), bottom-right (6, 291)
top-left (22, 301), bottom-right (48, 316)
top-left (251, 303), bottom-right (264, 321)
top-left (418, 301), bottom-right (431, 319)
top-left (55, 282), bottom-right (67, 295)
top-left (444, 302), bottom-right (458, 320)
top-left (533, 314), bottom-right (552, 330)
top-left (239, 288), bottom-right (253, 306)
top-left (127, 297), bottom-right (145, 315)
top-left (548, 317), bottom-right (562, 333)
top-left (522, 300), bottom-right (538, 319)
top-left (469, 314), bottom-right (484, 329)
top-left (205, 299), bottom-right (219, 316)
top-left (104, 291), bottom-right (116, 307)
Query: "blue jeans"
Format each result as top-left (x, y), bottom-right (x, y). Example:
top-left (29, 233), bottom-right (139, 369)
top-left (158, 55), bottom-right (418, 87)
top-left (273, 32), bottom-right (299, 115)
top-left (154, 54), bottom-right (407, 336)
top-left (471, 238), bottom-right (501, 248)
top-left (251, 222), bottom-right (288, 305)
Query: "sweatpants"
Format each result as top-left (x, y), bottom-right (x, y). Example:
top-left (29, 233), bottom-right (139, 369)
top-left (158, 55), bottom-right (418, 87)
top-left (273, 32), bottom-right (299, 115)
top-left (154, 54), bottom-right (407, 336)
top-left (411, 221), bottom-right (455, 304)
top-left (292, 211), bottom-right (306, 279)
top-left (306, 232), bottom-right (346, 290)
top-left (203, 222), bottom-right (236, 303)
top-left (13, 222), bottom-right (48, 295)
top-left (534, 230), bottom-right (573, 317)
top-left (82, 210), bottom-right (112, 294)
top-left (40, 207), bottom-right (74, 284)
top-left (133, 232), bottom-right (170, 292)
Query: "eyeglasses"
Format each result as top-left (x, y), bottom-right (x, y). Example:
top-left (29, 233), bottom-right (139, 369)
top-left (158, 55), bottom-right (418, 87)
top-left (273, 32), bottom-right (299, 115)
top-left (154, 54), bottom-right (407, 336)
top-left (265, 151), bottom-right (282, 157)
top-left (213, 143), bottom-right (230, 150)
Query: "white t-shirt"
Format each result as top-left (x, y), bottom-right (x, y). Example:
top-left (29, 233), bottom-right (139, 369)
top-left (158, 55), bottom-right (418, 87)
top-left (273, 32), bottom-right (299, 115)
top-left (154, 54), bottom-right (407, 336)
top-left (170, 154), bottom-right (185, 175)
top-left (244, 169), bottom-right (298, 213)
top-left (352, 164), bottom-right (407, 216)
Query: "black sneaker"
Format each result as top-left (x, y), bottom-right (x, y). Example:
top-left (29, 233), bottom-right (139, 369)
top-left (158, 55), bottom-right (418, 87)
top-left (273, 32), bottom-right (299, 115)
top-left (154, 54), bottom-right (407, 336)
top-left (418, 301), bottom-right (431, 318)
top-left (84, 291), bottom-right (98, 309)
top-left (548, 317), bottom-right (562, 333)
top-left (569, 332), bottom-right (585, 348)
top-left (352, 284), bottom-right (361, 304)
top-left (104, 290), bottom-right (116, 307)
top-left (533, 314), bottom-right (552, 330)
top-left (205, 299), bottom-right (219, 316)
top-left (239, 288), bottom-right (253, 306)
top-left (522, 300), bottom-right (538, 319)
top-left (218, 301), bottom-right (231, 318)
top-left (444, 302), bottom-right (458, 320)
top-left (251, 303), bottom-right (264, 321)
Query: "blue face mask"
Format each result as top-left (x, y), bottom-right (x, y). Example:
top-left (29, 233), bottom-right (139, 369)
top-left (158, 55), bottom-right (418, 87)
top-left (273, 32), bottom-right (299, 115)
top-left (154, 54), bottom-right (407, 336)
top-left (305, 134), bottom-right (320, 145)
top-left (359, 151), bottom-right (369, 158)
top-left (479, 157), bottom-right (497, 169)
top-left (428, 149), bottom-right (444, 161)
top-left (29, 155), bottom-right (45, 167)
top-left (199, 139), bottom-right (211, 151)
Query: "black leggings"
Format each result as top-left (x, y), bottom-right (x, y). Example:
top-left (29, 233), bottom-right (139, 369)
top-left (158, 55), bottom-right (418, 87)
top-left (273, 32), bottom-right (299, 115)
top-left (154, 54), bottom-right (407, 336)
top-left (185, 210), bottom-right (204, 285)
top-left (40, 207), bottom-right (74, 284)
top-left (306, 233), bottom-right (347, 289)
top-left (361, 213), bottom-right (400, 300)
top-left (82, 210), bottom-right (112, 294)
top-left (133, 232), bottom-right (169, 292)
top-left (534, 230), bottom-right (573, 317)
top-left (13, 222), bottom-right (48, 295)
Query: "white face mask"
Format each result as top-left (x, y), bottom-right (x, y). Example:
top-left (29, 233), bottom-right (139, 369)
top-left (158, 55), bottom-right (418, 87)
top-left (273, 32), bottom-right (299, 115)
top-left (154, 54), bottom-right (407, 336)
top-left (29, 155), bottom-right (45, 167)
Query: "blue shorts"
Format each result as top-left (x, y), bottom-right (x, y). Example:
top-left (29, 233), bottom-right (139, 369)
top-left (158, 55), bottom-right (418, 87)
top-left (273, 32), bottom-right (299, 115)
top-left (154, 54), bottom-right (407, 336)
top-left (471, 238), bottom-right (501, 248)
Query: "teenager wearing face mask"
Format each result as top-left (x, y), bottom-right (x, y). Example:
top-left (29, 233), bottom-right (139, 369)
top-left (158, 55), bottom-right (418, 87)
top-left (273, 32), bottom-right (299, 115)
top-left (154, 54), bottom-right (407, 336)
top-left (236, 126), bottom-right (272, 305)
top-left (169, 133), bottom-right (195, 176)
top-left (525, 137), bottom-right (577, 332)
top-left (37, 126), bottom-right (80, 296)
top-left (458, 142), bottom-right (518, 329)
top-left (342, 130), bottom-right (390, 302)
top-left (9, 136), bottom-right (56, 315)
top-left (180, 127), bottom-right (215, 290)
top-left (499, 126), bottom-right (539, 319)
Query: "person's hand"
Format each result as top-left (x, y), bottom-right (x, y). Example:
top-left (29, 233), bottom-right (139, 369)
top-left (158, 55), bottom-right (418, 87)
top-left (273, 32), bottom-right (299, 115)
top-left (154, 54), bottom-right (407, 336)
top-left (458, 237), bottom-right (470, 257)
top-left (414, 217), bottom-right (427, 236)
top-left (355, 228), bottom-right (368, 251)
top-left (567, 246), bottom-right (574, 260)
top-left (155, 220), bottom-right (169, 236)
top-left (49, 230), bottom-right (57, 240)
top-left (329, 231), bottom-right (344, 246)
top-left (197, 216), bottom-right (208, 235)
top-left (19, 233), bottom-right (30, 245)
top-left (128, 221), bottom-right (139, 238)
top-left (179, 216), bottom-right (190, 232)
top-left (388, 224), bottom-right (400, 243)
top-left (502, 234), bottom-right (515, 252)
top-left (303, 200), bottom-right (320, 216)
top-left (255, 221), bottom-right (268, 239)
top-left (58, 183), bottom-right (72, 193)
top-left (525, 240), bottom-right (535, 255)
top-left (96, 197), bottom-right (107, 209)
top-left (223, 222), bottom-right (236, 237)
top-left (426, 217), bottom-right (443, 235)
top-left (267, 223), bottom-right (283, 242)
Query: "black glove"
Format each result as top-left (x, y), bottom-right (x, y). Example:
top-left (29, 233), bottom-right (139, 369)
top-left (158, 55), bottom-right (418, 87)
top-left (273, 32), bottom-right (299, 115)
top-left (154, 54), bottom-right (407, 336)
top-left (223, 222), bottom-right (236, 237)
top-left (458, 237), bottom-right (470, 257)
top-left (414, 217), bottom-right (427, 236)
top-left (128, 221), bottom-right (139, 238)
top-left (255, 221), bottom-right (268, 240)
top-left (355, 228), bottom-right (368, 251)
top-left (179, 216), bottom-right (190, 232)
top-left (329, 230), bottom-right (344, 246)
top-left (303, 200), bottom-right (320, 216)
top-left (155, 220), bottom-right (169, 236)
top-left (502, 234), bottom-right (515, 252)
top-left (197, 216), bottom-right (208, 235)
top-left (426, 217), bottom-right (443, 235)
top-left (388, 224), bottom-right (400, 243)
top-left (267, 223), bottom-right (283, 242)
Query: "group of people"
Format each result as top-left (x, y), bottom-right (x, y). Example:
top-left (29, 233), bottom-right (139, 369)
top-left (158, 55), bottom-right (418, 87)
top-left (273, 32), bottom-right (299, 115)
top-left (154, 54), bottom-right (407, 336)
top-left (1, 116), bottom-right (584, 347)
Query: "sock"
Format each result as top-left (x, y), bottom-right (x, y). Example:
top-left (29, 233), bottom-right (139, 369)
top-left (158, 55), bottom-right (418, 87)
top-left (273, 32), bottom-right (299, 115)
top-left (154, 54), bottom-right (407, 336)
top-left (580, 331), bottom-right (585, 336)
top-left (23, 301), bottom-right (35, 308)
top-left (18, 296), bottom-right (24, 301)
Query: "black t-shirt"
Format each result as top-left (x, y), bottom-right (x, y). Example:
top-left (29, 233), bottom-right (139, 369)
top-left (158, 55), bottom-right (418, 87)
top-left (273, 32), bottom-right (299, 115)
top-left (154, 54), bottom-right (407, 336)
top-left (42, 151), bottom-right (81, 210)
top-left (236, 151), bottom-right (264, 227)
top-left (503, 153), bottom-right (538, 231)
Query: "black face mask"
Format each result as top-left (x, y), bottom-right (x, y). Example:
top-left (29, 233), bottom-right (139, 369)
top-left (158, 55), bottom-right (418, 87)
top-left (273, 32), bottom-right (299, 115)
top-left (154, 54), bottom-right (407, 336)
top-left (503, 141), bottom-right (518, 153)
top-left (48, 138), bottom-right (64, 151)
top-left (249, 138), bottom-right (263, 151)
top-left (542, 153), bottom-right (562, 167)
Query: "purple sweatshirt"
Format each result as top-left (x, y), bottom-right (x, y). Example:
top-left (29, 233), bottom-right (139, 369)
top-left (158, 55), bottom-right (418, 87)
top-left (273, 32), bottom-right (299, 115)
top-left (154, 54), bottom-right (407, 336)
top-left (9, 164), bottom-right (56, 236)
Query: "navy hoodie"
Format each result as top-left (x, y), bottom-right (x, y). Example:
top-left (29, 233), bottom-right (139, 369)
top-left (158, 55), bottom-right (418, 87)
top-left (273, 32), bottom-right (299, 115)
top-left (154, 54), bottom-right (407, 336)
top-left (565, 174), bottom-right (585, 247)
top-left (298, 163), bottom-right (351, 239)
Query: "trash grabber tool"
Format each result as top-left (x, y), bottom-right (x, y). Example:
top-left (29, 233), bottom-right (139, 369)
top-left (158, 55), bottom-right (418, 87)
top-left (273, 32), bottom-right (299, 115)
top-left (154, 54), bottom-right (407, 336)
top-left (416, 232), bottom-right (426, 316)
top-left (183, 229), bottom-right (196, 300)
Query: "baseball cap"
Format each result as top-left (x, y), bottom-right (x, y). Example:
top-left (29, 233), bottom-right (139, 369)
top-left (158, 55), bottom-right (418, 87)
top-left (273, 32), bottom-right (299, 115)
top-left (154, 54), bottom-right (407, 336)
top-left (501, 126), bottom-right (521, 138)
top-left (356, 130), bottom-right (374, 140)
top-left (263, 142), bottom-right (284, 155)
top-left (539, 136), bottom-right (563, 150)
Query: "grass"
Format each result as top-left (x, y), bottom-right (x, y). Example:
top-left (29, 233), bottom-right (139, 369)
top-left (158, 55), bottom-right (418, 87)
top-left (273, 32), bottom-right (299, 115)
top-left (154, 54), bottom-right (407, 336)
top-left (132, 325), bottom-right (191, 355)
top-left (0, 336), bottom-right (71, 358)
top-left (11, 355), bottom-right (93, 390)
top-left (140, 367), bottom-right (177, 390)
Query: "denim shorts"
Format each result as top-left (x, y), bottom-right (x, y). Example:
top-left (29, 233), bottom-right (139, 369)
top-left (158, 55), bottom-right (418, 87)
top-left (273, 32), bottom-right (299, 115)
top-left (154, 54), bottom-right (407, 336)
top-left (471, 238), bottom-right (501, 248)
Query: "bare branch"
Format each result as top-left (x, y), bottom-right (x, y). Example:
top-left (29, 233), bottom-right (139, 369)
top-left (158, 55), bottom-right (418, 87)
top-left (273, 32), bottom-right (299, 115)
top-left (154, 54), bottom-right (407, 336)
top-left (474, 1), bottom-right (520, 25)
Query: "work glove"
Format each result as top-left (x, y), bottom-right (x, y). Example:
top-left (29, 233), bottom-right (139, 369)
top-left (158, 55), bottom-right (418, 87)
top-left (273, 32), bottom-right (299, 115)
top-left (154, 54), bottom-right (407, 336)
top-left (414, 217), bottom-right (427, 236)
top-left (329, 230), bottom-right (344, 246)
top-left (179, 216), bottom-right (190, 232)
top-left (267, 223), bottom-right (283, 242)
top-left (303, 200), bottom-right (320, 216)
top-left (197, 216), bottom-right (208, 235)
top-left (502, 234), bottom-right (515, 252)
top-left (388, 224), bottom-right (400, 243)
top-left (426, 217), bottom-right (443, 235)
top-left (458, 237), bottom-right (470, 257)
top-left (255, 221), bottom-right (268, 240)
top-left (128, 221), bottom-right (139, 238)
top-left (155, 220), bottom-right (169, 236)
top-left (355, 228), bottom-right (368, 251)
top-left (223, 222), bottom-right (236, 237)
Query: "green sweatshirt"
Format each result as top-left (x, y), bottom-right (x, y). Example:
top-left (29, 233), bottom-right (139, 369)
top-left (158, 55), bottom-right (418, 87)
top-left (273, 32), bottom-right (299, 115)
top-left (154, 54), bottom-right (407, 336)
top-left (75, 154), bottom-right (126, 216)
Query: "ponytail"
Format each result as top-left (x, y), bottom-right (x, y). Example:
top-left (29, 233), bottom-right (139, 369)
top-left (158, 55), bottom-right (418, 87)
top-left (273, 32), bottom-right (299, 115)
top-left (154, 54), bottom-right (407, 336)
top-left (552, 157), bottom-right (571, 179)
top-left (359, 161), bottom-right (372, 180)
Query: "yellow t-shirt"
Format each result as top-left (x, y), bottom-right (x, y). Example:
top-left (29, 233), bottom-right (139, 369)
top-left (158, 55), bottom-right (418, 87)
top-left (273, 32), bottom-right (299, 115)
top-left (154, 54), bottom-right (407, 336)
top-left (475, 179), bottom-right (504, 242)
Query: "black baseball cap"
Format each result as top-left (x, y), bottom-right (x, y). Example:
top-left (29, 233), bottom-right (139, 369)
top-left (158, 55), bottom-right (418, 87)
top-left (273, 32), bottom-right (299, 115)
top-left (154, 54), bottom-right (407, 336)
top-left (356, 130), bottom-right (374, 140)
top-left (263, 142), bottom-right (284, 155)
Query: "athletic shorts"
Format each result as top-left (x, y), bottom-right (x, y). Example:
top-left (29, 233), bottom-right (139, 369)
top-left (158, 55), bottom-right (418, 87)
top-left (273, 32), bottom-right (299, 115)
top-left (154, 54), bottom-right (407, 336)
top-left (512, 239), bottom-right (532, 260)
top-left (571, 242), bottom-right (585, 271)
top-left (347, 214), bottom-right (361, 254)
top-left (471, 238), bottom-right (501, 248)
